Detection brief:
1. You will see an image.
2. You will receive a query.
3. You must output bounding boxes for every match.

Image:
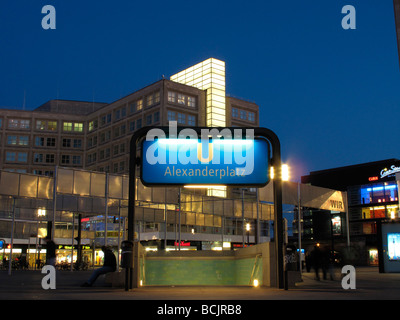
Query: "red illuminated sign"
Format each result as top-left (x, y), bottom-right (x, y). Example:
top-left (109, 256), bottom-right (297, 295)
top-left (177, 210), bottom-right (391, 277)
top-left (174, 241), bottom-right (190, 247)
top-left (369, 176), bottom-right (378, 181)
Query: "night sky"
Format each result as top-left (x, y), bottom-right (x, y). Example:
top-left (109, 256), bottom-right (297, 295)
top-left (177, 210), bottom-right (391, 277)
top-left (1, 0), bottom-right (399, 181)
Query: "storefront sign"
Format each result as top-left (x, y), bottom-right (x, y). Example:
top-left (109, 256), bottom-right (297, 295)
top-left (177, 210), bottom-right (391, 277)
top-left (141, 135), bottom-right (270, 186)
top-left (380, 165), bottom-right (400, 179)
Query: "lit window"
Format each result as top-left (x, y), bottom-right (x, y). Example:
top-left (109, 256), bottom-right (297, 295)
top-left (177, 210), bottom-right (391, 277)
top-left (147, 95), bottom-right (154, 106)
top-left (74, 123), bottom-right (83, 132)
top-left (48, 121), bottom-right (57, 131)
top-left (63, 122), bottom-right (73, 131)
top-left (168, 91), bottom-right (176, 103)
top-left (137, 100), bottom-right (143, 111)
top-left (178, 94), bottom-right (185, 105)
top-left (154, 92), bottom-right (160, 104)
top-left (188, 96), bottom-right (196, 107)
top-left (36, 120), bottom-right (46, 130)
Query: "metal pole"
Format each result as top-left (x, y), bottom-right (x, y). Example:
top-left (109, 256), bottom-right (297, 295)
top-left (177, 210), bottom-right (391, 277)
top-left (8, 197), bottom-right (15, 275)
top-left (71, 213), bottom-right (74, 271)
top-left (178, 188), bottom-right (181, 251)
top-left (242, 189), bottom-right (245, 248)
top-left (105, 172), bottom-right (109, 247)
top-left (164, 188), bottom-right (167, 250)
top-left (345, 191), bottom-right (350, 247)
top-left (298, 183), bottom-right (302, 274)
top-left (256, 189), bottom-right (260, 244)
top-left (52, 166), bottom-right (57, 241)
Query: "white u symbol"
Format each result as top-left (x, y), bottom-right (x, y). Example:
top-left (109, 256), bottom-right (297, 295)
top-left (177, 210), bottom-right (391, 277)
top-left (197, 143), bottom-right (213, 163)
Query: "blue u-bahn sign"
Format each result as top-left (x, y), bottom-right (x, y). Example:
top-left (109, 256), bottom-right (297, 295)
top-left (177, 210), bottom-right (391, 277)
top-left (141, 133), bottom-right (270, 187)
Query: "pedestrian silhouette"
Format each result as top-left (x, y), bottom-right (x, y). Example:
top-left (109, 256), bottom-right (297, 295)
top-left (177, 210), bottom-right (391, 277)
top-left (81, 246), bottom-right (116, 287)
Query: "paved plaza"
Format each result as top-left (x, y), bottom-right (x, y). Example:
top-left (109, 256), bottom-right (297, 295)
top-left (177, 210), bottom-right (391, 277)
top-left (0, 266), bottom-right (399, 300)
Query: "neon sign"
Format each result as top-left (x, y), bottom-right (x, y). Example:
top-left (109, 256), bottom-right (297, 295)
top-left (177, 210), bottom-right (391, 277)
top-left (380, 165), bottom-right (400, 179)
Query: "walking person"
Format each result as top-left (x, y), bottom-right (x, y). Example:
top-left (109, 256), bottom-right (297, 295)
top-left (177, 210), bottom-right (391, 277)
top-left (44, 236), bottom-right (57, 267)
top-left (81, 246), bottom-right (116, 287)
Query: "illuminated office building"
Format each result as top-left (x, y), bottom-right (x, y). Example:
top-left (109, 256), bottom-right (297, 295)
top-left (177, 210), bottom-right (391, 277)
top-left (0, 58), bottom-right (258, 179)
top-left (0, 59), bottom-right (265, 263)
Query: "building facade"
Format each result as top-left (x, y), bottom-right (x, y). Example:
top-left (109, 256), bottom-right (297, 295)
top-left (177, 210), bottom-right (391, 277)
top-left (301, 159), bottom-right (400, 265)
top-left (0, 58), bottom-right (267, 267)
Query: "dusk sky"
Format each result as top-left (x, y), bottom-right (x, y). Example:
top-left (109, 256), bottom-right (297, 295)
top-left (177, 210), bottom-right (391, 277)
top-left (1, 1), bottom-right (399, 182)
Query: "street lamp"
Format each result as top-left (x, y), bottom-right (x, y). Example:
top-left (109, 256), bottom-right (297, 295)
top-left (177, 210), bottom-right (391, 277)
top-left (246, 223), bottom-right (250, 246)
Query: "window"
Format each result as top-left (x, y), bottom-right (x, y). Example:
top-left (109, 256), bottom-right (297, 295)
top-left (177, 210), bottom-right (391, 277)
top-left (36, 120), bottom-right (46, 130)
top-left (72, 155), bottom-right (81, 165)
top-left (36, 120), bottom-right (57, 131)
top-left (63, 122), bottom-right (73, 131)
top-left (62, 138), bottom-right (71, 148)
top-left (19, 136), bottom-right (29, 146)
top-left (232, 108), bottom-right (238, 118)
top-left (35, 137), bottom-right (44, 147)
top-left (34, 153), bottom-right (44, 163)
top-left (178, 94), bottom-right (185, 105)
top-left (153, 111), bottom-right (160, 123)
top-left (8, 119), bottom-right (30, 129)
top-left (240, 110), bottom-right (247, 120)
top-left (146, 114), bottom-right (152, 125)
top-left (74, 123), bottom-right (83, 132)
top-left (88, 120), bottom-right (98, 131)
top-left (178, 113), bottom-right (186, 124)
top-left (188, 115), bottom-right (196, 126)
top-left (20, 120), bottom-right (30, 129)
top-left (61, 155), bottom-right (70, 164)
top-left (248, 112), bottom-right (255, 122)
top-left (167, 111), bottom-right (176, 121)
top-left (48, 121), bottom-right (57, 131)
top-left (188, 96), bottom-right (196, 107)
top-left (45, 154), bottom-right (55, 163)
top-left (17, 152), bottom-right (27, 162)
top-left (168, 91), bottom-right (176, 103)
top-left (6, 152), bottom-right (16, 161)
top-left (136, 100), bottom-right (143, 111)
top-left (136, 119), bottom-right (142, 129)
top-left (46, 138), bottom-right (55, 147)
top-left (7, 136), bottom-right (28, 146)
top-left (147, 95), bottom-right (154, 107)
top-left (129, 121), bottom-right (135, 132)
top-left (7, 136), bottom-right (17, 145)
top-left (73, 139), bottom-right (82, 148)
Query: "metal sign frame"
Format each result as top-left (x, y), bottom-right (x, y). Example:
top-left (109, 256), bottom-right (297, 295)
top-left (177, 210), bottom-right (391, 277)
top-left (127, 126), bottom-right (284, 290)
